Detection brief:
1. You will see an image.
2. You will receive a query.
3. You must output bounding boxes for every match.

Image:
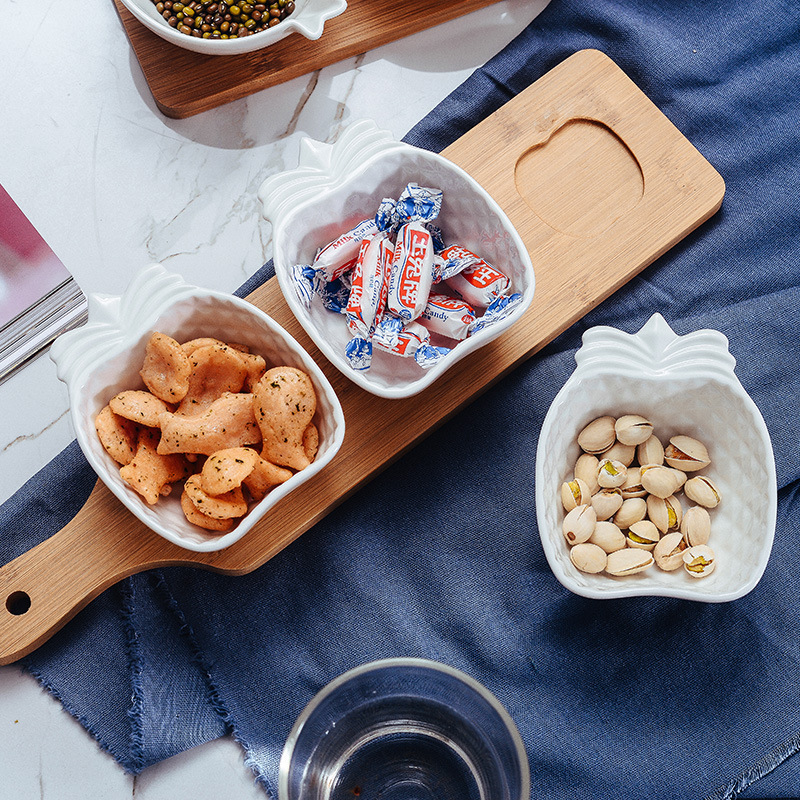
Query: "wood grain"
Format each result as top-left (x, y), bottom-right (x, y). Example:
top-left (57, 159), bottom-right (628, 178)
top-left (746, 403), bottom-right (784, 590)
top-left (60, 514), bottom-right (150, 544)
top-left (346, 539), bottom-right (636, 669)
top-left (0, 50), bottom-right (724, 664)
top-left (114, 0), bottom-right (506, 118)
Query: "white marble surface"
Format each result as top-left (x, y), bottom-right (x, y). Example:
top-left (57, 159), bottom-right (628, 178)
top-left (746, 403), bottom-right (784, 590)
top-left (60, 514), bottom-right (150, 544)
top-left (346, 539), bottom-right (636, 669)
top-left (0, 1), bottom-right (549, 795)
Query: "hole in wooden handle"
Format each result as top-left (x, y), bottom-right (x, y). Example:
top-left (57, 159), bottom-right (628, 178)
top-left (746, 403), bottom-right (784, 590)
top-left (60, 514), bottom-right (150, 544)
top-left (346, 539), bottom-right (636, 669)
top-left (514, 118), bottom-right (644, 238)
top-left (6, 591), bottom-right (31, 616)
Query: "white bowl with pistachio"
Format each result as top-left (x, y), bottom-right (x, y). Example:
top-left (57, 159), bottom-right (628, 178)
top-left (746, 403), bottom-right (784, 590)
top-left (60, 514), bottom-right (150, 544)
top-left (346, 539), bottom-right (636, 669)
top-left (535, 313), bottom-right (777, 602)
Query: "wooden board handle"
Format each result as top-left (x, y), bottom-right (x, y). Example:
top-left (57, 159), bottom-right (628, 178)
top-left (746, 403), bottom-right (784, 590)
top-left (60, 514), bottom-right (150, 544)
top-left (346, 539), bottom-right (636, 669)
top-left (0, 481), bottom-right (200, 664)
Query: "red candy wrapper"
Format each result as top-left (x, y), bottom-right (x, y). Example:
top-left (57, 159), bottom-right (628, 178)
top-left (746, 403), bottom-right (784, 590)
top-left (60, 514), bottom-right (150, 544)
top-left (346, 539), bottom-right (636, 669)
top-left (386, 221), bottom-right (435, 321)
top-left (440, 245), bottom-right (510, 307)
top-left (418, 293), bottom-right (476, 341)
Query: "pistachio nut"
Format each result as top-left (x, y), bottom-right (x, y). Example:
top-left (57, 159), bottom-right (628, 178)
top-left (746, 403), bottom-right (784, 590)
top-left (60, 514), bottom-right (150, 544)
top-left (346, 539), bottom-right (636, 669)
top-left (636, 434), bottom-right (664, 467)
top-left (682, 544), bottom-right (716, 578)
top-left (574, 453), bottom-right (601, 494)
top-left (577, 416), bottom-right (617, 454)
top-left (640, 465), bottom-right (682, 499)
top-left (597, 458), bottom-right (628, 489)
top-left (620, 467), bottom-right (647, 499)
top-left (560, 477), bottom-right (591, 512)
top-left (653, 531), bottom-right (688, 571)
top-left (601, 440), bottom-right (637, 467)
top-left (615, 414), bottom-right (654, 446)
top-left (589, 520), bottom-right (627, 554)
top-left (570, 542), bottom-right (608, 574)
top-left (626, 519), bottom-right (660, 550)
top-left (646, 493), bottom-right (683, 534)
top-left (613, 497), bottom-right (647, 530)
top-left (606, 547), bottom-right (654, 576)
top-left (667, 467), bottom-right (688, 491)
top-left (680, 505), bottom-right (712, 545)
top-left (664, 435), bottom-right (711, 472)
top-left (591, 488), bottom-right (624, 521)
top-left (684, 475), bottom-right (721, 509)
top-left (562, 504), bottom-right (597, 544)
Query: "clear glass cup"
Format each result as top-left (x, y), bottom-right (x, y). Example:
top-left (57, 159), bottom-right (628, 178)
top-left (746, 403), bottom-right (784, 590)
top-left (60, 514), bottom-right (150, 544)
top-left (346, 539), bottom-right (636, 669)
top-left (279, 657), bottom-right (530, 800)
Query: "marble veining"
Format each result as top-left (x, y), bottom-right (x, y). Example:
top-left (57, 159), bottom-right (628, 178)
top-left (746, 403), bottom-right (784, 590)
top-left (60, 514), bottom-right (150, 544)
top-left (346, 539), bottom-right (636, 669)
top-left (0, 1), bottom-right (549, 796)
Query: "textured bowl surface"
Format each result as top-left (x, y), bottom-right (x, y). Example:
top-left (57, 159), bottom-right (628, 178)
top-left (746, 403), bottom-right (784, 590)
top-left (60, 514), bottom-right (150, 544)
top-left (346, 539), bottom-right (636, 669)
top-left (50, 264), bottom-right (345, 552)
top-left (259, 119), bottom-right (535, 399)
top-left (118, 0), bottom-right (347, 55)
top-left (535, 314), bottom-right (776, 602)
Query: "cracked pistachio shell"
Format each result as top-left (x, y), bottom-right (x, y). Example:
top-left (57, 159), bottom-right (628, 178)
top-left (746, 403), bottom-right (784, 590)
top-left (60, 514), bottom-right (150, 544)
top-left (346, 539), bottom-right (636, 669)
top-left (562, 504), bottom-right (597, 545)
top-left (577, 416), bottom-right (617, 454)
top-left (684, 476), bottom-right (721, 508)
top-left (646, 493), bottom-right (683, 534)
top-left (664, 435), bottom-right (711, 472)
top-left (683, 544), bottom-right (716, 578)
top-left (597, 458), bottom-right (628, 488)
top-left (653, 531), bottom-right (688, 571)
top-left (681, 505), bottom-right (712, 546)
top-left (561, 477), bottom-right (591, 511)
top-left (590, 520), bottom-right (627, 553)
top-left (591, 488), bottom-right (624, 521)
top-left (613, 497), bottom-right (647, 530)
top-left (640, 465), bottom-right (682, 499)
top-left (626, 519), bottom-right (660, 550)
top-left (615, 414), bottom-right (654, 446)
top-left (574, 453), bottom-right (600, 494)
top-left (570, 542), bottom-right (608, 574)
top-left (636, 434), bottom-right (664, 467)
top-left (620, 467), bottom-right (647, 499)
top-left (601, 440), bottom-right (637, 467)
top-left (606, 547), bottom-right (654, 576)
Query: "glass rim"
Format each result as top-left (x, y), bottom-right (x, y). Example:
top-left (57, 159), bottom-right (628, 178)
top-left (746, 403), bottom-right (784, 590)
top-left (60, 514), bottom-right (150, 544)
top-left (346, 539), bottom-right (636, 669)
top-left (278, 656), bottom-right (530, 800)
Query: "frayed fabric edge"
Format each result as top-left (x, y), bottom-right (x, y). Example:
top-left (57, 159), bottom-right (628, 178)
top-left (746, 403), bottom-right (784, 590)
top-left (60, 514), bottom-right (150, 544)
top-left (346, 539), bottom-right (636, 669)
top-left (119, 577), bottom-right (147, 774)
top-left (21, 582), bottom-right (142, 775)
top-left (152, 571), bottom-right (276, 799)
top-left (704, 730), bottom-right (800, 800)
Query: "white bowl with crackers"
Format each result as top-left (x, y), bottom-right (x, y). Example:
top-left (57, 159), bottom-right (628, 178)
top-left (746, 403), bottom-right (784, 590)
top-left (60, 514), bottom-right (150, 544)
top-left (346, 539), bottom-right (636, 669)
top-left (535, 313), bottom-right (776, 602)
top-left (258, 118), bottom-right (535, 399)
top-left (50, 264), bottom-right (345, 552)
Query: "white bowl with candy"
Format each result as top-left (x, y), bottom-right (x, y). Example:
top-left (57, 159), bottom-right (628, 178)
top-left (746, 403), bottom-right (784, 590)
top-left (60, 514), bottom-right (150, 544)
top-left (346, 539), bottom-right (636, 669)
top-left (258, 119), bottom-right (536, 399)
top-left (50, 264), bottom-right (345, 552)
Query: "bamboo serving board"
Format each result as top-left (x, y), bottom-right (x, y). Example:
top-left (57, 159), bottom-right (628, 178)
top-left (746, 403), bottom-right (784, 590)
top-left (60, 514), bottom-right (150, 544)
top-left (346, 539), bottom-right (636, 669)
top-left (114, 0), bottom-right (506, 118)
top-left (0, 50), bottom-right (724, 664)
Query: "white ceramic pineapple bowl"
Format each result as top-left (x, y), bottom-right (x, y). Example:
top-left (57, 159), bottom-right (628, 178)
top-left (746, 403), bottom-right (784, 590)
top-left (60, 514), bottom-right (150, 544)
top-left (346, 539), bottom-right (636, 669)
top-left (50, 264), bottom-right (345, 552)
top-left (258, 119), bottom-right (535, 399)
top-left (535, 313), bottom-right (776, 602)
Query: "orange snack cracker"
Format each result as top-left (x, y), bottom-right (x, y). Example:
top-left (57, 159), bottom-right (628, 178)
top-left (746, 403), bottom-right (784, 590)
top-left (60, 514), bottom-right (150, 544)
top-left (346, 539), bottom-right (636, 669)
top-left (119, 428), bottom-right (190, 505)
top-left (140, 332), bottom-right (191, 403)
top-left (157, 392), bottom-right (261, 456)
top-left (254, 366), bottom-right (317, 471)
top-left (95, 405), bottom-right (138, 466)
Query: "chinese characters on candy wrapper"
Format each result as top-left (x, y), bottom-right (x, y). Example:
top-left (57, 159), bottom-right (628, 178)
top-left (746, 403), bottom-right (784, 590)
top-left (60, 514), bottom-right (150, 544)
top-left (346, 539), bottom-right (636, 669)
top-left (291, 183), bottom-right (523, 371)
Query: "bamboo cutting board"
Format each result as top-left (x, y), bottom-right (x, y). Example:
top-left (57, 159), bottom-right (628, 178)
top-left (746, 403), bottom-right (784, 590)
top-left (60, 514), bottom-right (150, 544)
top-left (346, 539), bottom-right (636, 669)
top-left (114, 0), bottom-right (507, 118)
top-left (0, 50), bottom-right (725, 664)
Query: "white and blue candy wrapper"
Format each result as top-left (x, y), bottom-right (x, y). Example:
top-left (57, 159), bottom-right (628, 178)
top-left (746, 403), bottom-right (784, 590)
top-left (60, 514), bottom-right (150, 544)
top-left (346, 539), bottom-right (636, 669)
top-left (344, 336), bottom-right (372, 371)
top-left (292, 264), bottom-right (317, 308)
top-left (375, 183), bottom-right (444, 235)
top-left (469, 292), bottom-right (524, 335)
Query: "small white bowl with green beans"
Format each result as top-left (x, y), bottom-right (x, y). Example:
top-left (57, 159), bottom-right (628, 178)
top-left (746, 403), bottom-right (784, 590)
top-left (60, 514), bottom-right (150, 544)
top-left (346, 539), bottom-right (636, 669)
top-left (118, 0), bottom-right (347, 56)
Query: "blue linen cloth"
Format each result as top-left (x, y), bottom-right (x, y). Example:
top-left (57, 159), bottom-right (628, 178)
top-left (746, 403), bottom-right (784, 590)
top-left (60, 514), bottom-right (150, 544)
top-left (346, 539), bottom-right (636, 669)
top-left (2, 0), bottom-right (800, 796)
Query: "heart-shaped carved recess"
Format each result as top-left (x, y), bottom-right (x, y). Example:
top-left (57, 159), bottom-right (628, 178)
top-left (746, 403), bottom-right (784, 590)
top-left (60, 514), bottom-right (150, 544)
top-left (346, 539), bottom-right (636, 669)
top-left (514, 118), bottom-right (644, 239)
